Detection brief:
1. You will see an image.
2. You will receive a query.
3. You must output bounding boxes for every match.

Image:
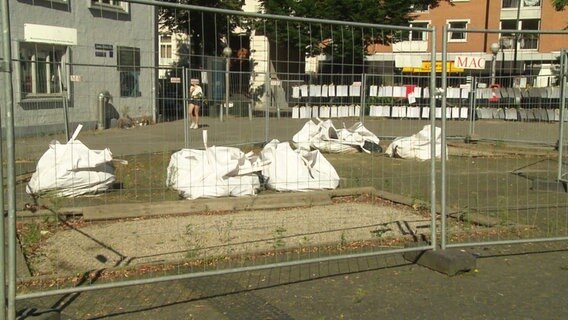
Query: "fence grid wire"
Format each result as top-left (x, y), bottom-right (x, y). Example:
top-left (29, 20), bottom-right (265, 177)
top-left (0, 1), bottom-right (567, 319)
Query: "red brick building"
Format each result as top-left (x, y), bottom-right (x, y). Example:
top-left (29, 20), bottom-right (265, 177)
top-left (367, 0), bottom-right (568, 85)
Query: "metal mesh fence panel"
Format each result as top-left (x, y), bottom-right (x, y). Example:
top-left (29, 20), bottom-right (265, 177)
top-left (440, 28), bottom-right (568, 248)
top-left (5, 1), bottom-right (438, 301)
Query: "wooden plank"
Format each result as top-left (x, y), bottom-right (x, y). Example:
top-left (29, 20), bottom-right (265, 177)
top-left (83, 192), bottom-right (333, 221)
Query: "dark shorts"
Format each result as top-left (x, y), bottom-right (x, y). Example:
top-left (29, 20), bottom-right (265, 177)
top-left (190, 99), bottom-right (202, 108)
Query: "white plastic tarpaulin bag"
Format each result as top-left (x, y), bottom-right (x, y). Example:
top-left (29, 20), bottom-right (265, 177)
top-left (166, 131), bottom-right (264, 199)
top-left (26, 125), bottom-right (116, 197)
top-left (260, 139), bottom-right (340, 192)
top-left (292, 119), bottom-right (381, 154)
top-left (385, 125), bottom-right (443, 160)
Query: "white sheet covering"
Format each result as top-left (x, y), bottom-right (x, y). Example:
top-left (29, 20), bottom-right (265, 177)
top-left (166, 146), bottom-right (263, 199)
top-left (292, 119), bottom-right (381, 154)
top-left (26, 125), bottom-right (116, 197)
top-left (260, 140), bottom-right (339, 192)
top-left (385, 125), bottom-right (443, 160)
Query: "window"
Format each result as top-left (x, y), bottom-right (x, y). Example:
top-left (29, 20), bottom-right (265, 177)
top-left (160, 35), bottom-right (172, 59)
top-left (90, 0), bottom-right (128, 12)
top-left (500, 19), bottom-right (539, 49)
top-left (502, 0), bottom-right (540, 8)
top-left (117, 46), bottom-right (141, 97)
top-left (409, 22), bottom-right (429, 41)
top-left (447, 20), bottom-right (469, 42)
top-left (20, 44), bottom-right (66, 97)
top-left (520, 19), bottom-right (539, 49)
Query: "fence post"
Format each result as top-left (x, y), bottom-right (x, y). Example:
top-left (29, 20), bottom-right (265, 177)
top-left (265, 68), bottom-right (271, 144)
top-left (60, 64), bottom-right (71, 141)
top-left (466, 76), bottom-right (478, 142)
top-left (360, 73), bottom-right (366, 122)
top-left (1, 0), bottom-right (17, 317)
top-left (557, 50), bottom-right (567, 181)
top-left (183, 66), bottom-right (189, 148)
top-left (429, 26), bottom-right (437, 251)
top-left (440, 25), bottom-right (448, 250)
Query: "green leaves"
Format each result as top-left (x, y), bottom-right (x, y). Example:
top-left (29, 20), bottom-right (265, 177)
top-left (552, 0), bottom-right (568, 10)
top-left (256, 0), bottom-right (443, 67)
top-left (158, 0), bottom-right (246, 57)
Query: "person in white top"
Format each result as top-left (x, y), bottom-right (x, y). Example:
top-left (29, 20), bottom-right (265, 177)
top-left (188, 80), bottom-right (203, 129)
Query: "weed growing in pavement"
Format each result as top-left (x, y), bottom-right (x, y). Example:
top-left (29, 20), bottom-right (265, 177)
top-left (494, 141), bottom-right (506, 150)
top-left (411, 198), bottom-right (429, 211)
top-left (21, 221), bottom-right (42, 250)
top-left (214, 219), bottom-right (235, 255)
top-left (497, 195), bottom-right (509, 224)
top-left (299, 235), bottom-right (312, 248)
top-left (340, 231), bottom-right (348, 247)
top-left (116, 161), bottom-right (133, 191)
top-left (44, 194), bottom-right (64, 224)
top-left (353, 176), bottom-right (361, 187)
top-left (370, 224), bottom-right (392, 238)
top-left (272, 226), bottom-right (287, 249)
top-left (352, 288), bottom-right (368, 304)
top-left (184, 223), bottom-right (203, 259)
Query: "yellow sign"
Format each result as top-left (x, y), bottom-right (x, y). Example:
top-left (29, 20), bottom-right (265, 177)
top-left (402, 61), bottom-right (464, 73)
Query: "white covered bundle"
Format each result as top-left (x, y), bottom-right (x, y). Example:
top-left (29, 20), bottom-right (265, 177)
top-left (385, 125), bottom-right (443, 161)
top-left (26, 125), bottom-right (116, 197)
top-left (260, 139), bottom-right (340, 192)
top-left (292, 119), bottom-right (381, 154)
top-left (166, 145), bottom-right (263, 199)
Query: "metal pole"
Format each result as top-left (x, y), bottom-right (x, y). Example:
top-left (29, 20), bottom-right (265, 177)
top-left (429, 27), bottom-right (437, 251)
top-left (491, 53), bottom-right (497, 85)
top-left (1, 0), bottom-right (17, 317)
top-left (183, 67), bottom-right (189, 148)
top-left (265, 71), bottom-right (270, 143)
top-left (360, 73), bottom-right (366, 123)
top-left (440, 25), bottom-right (448, 250)
top-left (60, 63), bottom-right (70, 141)
top-left (557, 50), bottom-right (567, 181)
top-left (225, 57), bottom-right (229, 121)
top-left (0, 54), bottom-right (6, 320)
top-left (264, 40), bottom-right (271, 143)
top-left (249, 90), bottom-right (253, 120)
top-left (468, 76), bottom-right (477, 138)
top-left (275, 83), bottom-right (280, 119)
top-left (17, 244), bottom-right (432, 301)
top-left (513, 0), bottom-right (521, 74)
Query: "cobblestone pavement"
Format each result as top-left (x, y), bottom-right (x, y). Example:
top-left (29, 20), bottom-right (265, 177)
top-left (17, 242), bottom-right (568, 320)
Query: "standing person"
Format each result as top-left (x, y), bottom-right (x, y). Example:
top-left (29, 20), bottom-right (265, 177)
top-left (188, 79), bottom-right (203, 129)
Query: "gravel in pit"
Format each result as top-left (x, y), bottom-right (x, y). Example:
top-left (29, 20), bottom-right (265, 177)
top-left (32, 202), bottom-right (430, 275)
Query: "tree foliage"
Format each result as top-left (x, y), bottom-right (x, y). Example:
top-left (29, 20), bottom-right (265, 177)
top-left (255, 0), bottom-right (443, 66)
top-left (157, 0), bottom-right (447, 69)
top-left (552, 0), bottom-right (568, 10)
top-left (158, 0), bottom-right (245, 59)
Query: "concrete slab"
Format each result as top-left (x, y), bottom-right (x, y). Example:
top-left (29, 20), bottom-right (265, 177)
top-left (403, 246), bottom-right (476, 276)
